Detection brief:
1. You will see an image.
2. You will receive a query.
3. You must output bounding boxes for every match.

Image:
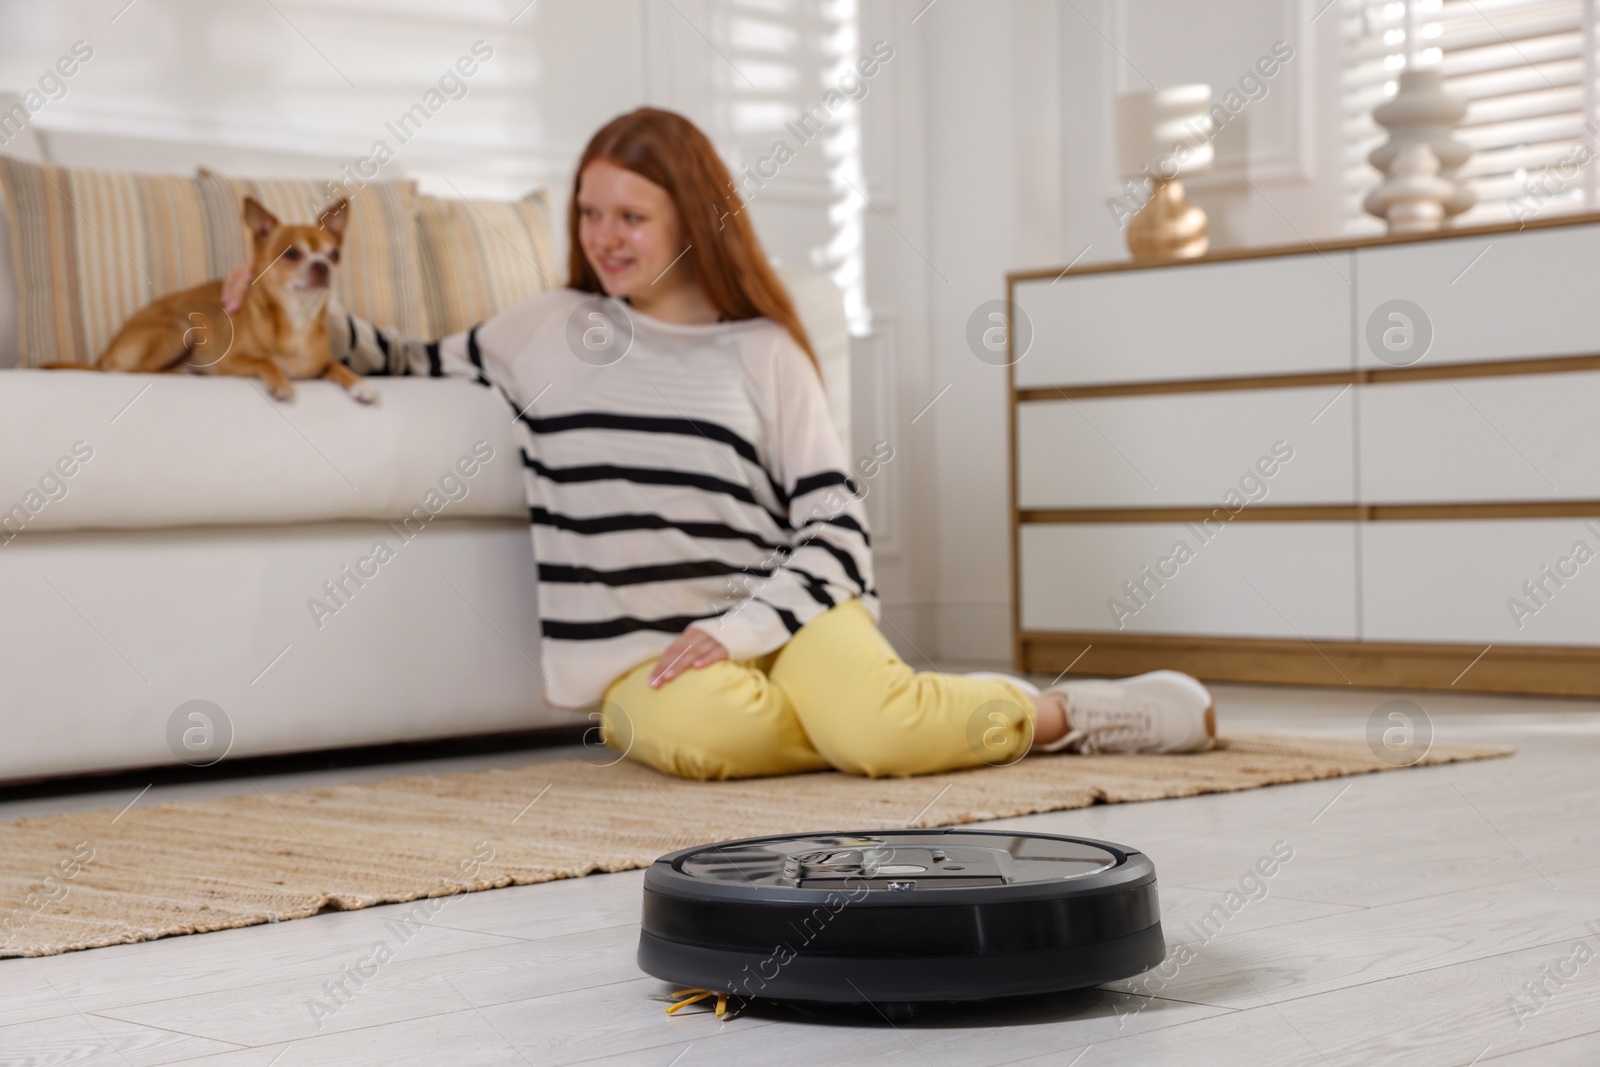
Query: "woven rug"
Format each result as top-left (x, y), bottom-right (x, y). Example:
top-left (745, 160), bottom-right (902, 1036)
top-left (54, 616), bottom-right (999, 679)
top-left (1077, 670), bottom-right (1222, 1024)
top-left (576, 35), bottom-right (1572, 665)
top-left (0, 732), bottom-right (1511, 958)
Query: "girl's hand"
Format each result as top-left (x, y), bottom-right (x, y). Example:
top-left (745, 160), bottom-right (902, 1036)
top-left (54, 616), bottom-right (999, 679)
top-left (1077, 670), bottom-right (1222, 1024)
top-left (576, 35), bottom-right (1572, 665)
top-left (220, 265), bottom-right (253, 315)
top-left (649, 627), bottom-right (729, 687)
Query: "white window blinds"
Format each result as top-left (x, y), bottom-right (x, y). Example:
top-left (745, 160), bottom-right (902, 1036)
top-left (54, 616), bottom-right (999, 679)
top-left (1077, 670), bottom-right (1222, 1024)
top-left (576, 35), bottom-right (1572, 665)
top-left (707, 0), bottom-right (871, 335)
top-left (1343, 0), bottom-right (1597, 230)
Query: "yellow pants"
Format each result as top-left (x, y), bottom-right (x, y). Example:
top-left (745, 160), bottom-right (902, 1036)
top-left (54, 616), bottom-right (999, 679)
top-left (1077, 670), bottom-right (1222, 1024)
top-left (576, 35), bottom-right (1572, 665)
top-left (600, 598), bottom-right (1037, 779)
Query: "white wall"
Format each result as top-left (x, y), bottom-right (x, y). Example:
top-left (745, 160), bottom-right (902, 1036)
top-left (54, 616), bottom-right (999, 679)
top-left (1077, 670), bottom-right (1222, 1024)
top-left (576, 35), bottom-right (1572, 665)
top-left (0, 0), bottom-right (1361, 666)
top-left (1057, 0), bottom-right (1350, 266)
top-left (911, 0), bottom-right (1352, 663)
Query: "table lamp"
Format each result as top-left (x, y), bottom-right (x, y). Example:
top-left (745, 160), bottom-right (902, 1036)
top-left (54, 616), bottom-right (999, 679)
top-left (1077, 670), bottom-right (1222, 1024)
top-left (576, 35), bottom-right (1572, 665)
top-left (1115, 84), bottom-right (1214, 262)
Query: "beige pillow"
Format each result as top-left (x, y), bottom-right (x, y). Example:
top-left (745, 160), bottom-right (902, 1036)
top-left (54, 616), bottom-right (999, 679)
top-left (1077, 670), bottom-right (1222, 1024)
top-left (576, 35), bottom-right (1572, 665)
top-left (414, 189), bottom-right (560, 338)
top-left (0, 156), bottom-right (429, 366)
top-left (0, 159), bottom-right (224, 366)
top-left (197, 169), bottom-right (430, 342)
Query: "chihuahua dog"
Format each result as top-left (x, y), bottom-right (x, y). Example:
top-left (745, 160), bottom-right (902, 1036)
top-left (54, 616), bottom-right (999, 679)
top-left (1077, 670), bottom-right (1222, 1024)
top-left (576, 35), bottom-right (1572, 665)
top-left (84, 197), bottom-right (375, 403)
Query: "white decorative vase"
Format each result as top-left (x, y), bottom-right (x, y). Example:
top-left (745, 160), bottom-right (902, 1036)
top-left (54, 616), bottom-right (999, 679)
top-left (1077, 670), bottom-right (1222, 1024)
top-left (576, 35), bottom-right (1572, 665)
top-left (1364, 69), bottom-right (1476, 228)
top-left (1367, 144), bottom-right (1454, 234)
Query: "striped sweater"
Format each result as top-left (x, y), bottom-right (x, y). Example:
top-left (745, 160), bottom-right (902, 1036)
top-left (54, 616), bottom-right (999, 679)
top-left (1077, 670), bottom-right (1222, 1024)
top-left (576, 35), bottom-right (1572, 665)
top-left (336, 289), bottom-right (879, 709)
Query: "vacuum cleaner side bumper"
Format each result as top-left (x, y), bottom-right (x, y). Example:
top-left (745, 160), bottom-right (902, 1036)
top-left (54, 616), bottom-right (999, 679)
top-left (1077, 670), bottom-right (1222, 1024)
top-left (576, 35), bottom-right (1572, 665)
top-left (637, 921), bottom-right (1167, 1003)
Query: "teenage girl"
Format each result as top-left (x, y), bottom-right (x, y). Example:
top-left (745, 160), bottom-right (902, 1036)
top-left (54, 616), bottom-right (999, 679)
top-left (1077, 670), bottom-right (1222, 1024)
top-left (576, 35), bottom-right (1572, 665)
top-left (223, 107), bottom-right (1217, 779)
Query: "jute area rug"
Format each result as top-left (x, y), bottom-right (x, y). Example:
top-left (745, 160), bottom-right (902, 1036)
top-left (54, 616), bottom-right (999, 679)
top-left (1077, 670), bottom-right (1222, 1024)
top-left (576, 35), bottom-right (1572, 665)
top-left (0, 732), bottom-right (1510, 958)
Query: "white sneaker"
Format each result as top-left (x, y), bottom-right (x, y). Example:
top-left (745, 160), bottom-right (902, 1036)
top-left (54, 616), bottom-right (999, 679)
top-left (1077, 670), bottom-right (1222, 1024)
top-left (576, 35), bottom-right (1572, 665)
top-left (1037, 670), bottom-right (1216, 755)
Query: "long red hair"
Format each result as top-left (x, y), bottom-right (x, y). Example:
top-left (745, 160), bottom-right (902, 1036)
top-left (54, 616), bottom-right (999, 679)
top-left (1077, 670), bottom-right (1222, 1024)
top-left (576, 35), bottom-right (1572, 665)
top-left (567, 107), bottom-right (818, 371)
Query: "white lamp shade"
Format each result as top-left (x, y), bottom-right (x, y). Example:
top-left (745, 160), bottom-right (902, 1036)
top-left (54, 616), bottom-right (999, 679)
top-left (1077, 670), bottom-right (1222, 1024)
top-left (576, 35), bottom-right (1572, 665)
top-left (1115, 84), bottom-right (1214, 179)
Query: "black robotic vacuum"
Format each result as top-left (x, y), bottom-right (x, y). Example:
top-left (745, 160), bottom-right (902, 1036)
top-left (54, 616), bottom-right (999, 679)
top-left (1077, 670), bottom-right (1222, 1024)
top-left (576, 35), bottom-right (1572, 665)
top-left (638, 828), bottom-right (1164, 1004)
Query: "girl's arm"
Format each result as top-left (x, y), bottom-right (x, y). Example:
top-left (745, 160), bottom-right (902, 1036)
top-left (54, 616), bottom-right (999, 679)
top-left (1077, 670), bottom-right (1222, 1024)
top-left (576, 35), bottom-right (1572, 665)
top-left (328, 307), bottom-right (484, 382)
top-left (684, 334), bottom-right (876, 662)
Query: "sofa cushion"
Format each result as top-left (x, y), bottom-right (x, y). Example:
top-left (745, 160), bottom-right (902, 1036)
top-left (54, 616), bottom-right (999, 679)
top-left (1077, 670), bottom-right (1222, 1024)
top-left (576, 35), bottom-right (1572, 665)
top-left (0, 370), bottom-right (523, 535)
top-left (0, 157), bottom-right (428, 366)
top-left (415, 189), bottom-right (560, 338)
top-left (0, 177), bottom-right (17, 370)
top-left (0, 92), bottom-right (45, 369)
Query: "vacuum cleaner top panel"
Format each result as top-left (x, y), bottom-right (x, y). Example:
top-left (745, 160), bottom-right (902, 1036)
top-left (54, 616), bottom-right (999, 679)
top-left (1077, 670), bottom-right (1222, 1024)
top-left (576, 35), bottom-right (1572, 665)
top-left (649, 828), bottom-right (1147, 906)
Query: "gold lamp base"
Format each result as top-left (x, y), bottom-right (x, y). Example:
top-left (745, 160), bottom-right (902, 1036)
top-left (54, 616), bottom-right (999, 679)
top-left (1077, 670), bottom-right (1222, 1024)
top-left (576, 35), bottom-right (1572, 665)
top-left (1126, 177), bottom-right (1209, 263)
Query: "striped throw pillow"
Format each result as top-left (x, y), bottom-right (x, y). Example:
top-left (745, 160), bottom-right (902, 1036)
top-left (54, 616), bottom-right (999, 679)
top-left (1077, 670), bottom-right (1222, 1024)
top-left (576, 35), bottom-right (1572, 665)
top-left (0, 156), bottom-right (430, 366)
top-left (0, 159), bottom-right (229, 367)
top-left (414, 189), bottom-right (560, 339)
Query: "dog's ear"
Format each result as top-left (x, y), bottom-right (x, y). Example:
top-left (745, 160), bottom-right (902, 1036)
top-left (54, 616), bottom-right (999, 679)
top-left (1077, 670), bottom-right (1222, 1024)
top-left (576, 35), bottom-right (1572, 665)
top-left (318, 198), bottom-right (350, 241)
top-left (242, 197), bottom-right (278, 243)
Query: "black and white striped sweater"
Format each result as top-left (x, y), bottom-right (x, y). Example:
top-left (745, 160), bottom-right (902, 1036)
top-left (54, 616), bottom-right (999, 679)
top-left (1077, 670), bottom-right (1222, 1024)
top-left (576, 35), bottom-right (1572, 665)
top-left (336, 289), bottom-right (878, 708)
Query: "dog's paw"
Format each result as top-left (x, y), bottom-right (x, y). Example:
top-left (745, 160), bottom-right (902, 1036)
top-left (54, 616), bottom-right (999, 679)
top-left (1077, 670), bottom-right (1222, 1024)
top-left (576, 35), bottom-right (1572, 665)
top-left (351, 382), bottom-right (380, 406)
top-left (270, 381), bottom-right (296, 402)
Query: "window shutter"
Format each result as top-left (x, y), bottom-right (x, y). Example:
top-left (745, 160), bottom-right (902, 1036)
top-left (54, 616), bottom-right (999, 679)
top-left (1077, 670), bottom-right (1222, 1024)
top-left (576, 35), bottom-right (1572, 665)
top-left (1343, 0), bottom-right (1594, 230)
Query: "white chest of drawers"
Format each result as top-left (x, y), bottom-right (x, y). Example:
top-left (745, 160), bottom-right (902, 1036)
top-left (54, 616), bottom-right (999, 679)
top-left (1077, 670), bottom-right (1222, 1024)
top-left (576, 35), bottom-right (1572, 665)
top-left (1008, 214), bottom-right (1600, 697)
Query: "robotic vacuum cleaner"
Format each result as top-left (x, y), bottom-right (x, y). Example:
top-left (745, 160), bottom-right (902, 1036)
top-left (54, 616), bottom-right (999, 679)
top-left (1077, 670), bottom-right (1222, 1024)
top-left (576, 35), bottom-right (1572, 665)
top-left (638, 828), bottom-right (1164, 1003)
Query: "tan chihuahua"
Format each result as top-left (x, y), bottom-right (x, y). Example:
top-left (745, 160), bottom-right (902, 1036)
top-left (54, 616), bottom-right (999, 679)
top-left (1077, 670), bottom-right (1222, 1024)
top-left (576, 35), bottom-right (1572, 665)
top-left (86, 197), bottom-right (375, 404)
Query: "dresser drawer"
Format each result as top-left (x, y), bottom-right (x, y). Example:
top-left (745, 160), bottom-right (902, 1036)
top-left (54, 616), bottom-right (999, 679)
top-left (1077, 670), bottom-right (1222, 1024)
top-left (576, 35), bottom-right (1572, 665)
top-left (1356, 226), bottom-right (1600, 371)
top-left (1358, 372), bottom-right (1600, 503)
top-left (1361, 520), bottom-right (1600, 646)
top-left (1019, 522), bottom-right (1358, 639)
top-left (1013, 253), bottom-right (1353, 389)
top-left (1017, 386), bottom-right (1354, 509)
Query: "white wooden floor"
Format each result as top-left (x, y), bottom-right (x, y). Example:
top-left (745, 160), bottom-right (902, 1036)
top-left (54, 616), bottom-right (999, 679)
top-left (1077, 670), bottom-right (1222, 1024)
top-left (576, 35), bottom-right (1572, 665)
top-left (4, 681), bottom-right (1599, 1066)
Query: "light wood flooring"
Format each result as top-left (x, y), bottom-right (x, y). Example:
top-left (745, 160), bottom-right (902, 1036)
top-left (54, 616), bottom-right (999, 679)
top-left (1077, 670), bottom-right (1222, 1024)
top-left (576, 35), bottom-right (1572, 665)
top-left (2, 680), bottom-right (1598, 1066)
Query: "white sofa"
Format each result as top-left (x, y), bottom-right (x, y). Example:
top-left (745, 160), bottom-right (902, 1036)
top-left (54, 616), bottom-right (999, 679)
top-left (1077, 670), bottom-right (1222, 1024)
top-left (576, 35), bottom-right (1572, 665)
top-left (0, 139), bottom-right (851, 783)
